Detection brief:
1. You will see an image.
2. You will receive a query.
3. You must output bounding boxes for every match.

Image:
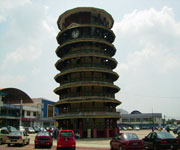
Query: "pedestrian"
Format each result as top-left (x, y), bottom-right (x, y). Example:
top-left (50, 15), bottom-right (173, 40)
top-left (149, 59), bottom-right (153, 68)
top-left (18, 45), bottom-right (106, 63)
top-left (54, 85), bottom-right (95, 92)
top-left (75, 131), bottom-right (80, 139)
top-left (152, 126), bottom-right (154, 132)
top-left (166, 126), bottom-right (170, 132)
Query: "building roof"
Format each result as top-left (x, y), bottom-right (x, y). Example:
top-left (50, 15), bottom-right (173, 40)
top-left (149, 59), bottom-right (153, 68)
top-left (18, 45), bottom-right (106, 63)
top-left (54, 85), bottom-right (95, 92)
top-left (0, 88), bottom-right (33, 104)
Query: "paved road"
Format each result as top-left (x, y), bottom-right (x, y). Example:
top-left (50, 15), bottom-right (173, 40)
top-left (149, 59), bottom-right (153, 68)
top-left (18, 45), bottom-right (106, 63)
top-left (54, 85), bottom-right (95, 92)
top-left (0, 144), bottom-right (109, 150)
top-left (0, 129), bottom-right (176, 150)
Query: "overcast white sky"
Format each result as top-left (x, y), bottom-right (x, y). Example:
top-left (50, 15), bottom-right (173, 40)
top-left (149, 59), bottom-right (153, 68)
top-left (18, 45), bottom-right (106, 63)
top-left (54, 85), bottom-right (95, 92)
top-left (0, 0), bottom-right (180, 120)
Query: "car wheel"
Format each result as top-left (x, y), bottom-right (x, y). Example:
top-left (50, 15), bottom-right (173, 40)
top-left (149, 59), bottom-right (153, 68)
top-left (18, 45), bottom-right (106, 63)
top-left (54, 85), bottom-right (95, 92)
top-left (0, 138), bottom-right (2, 145)
top-left (22, 140), bottom-right (25, 146)
top-left (153, 144), bottom-right (157, 150)
top-left (27, 139), bottom-right (29, 145)
top-left (8, 143), bottom-right (10, 147)
top-left (35, 144), bottom-right (38, 148)
top-left (110, 143), bottom-right (114, 150)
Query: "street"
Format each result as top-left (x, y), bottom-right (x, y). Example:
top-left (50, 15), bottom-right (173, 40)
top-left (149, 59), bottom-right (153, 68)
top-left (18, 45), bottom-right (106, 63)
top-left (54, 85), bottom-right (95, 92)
top-left (0, 129), bottom-right (176, 150)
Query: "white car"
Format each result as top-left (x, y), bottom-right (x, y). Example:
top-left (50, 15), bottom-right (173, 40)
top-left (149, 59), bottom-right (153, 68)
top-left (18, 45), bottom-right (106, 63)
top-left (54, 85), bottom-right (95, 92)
top-left (6, 131), bottom-right (30, 146)
top-left (19, 126), bottom-right (25, 132)
top-left (134, 126), bottom-right (140, 130)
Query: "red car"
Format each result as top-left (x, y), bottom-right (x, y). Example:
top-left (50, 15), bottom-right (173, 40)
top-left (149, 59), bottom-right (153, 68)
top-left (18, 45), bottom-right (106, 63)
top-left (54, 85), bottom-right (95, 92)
top-left (34, 131), bottom-right (53, 148)
top-left (57, 130), bottom-right (76, 150)
top-left (110, 133), bottom-right (144, 150)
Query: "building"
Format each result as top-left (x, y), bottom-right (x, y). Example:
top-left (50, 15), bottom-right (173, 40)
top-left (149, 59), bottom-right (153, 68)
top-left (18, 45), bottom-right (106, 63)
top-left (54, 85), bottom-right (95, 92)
top-left (117, 109), bottom-right (162, 129)
top-left (0, 88), bottom-right (33, 128)
top-left (0, 88), bottom-right (58, 128)
top-left (29, 98), bottom-right (59, 127)
top-left (54, 7), bottom-right (121, 138)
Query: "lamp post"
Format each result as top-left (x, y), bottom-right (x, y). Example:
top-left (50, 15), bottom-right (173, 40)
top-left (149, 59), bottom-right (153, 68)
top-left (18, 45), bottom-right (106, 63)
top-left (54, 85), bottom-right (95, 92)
top-left (36, 103), bottom-right (42, 127)
top-left (19, 99), bottom-right (23, 126)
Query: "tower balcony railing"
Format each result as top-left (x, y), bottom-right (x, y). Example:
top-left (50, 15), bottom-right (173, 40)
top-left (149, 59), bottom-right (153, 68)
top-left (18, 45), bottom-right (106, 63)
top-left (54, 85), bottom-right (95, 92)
top-left (61, 63), bottom-right (112, 72)
top-left (58, 26), bottom-right (114, 44)
top-left (60, 77), bottom-right (113, 85)
top-left (54, 111), bottom-right (120, 119)
top-left (63, 49), bottom-right (111, 58)
top-left (60, 92), bottom-right (115, 100)
top-left (60, 108), bottom-right (116, 113)
top-left (60, 35), bottom-right (112, 45)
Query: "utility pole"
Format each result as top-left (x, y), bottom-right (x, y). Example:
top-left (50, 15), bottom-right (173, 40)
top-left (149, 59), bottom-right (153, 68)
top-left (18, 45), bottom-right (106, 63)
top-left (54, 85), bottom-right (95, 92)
top-left (19, 99), bottom-right (23, 126)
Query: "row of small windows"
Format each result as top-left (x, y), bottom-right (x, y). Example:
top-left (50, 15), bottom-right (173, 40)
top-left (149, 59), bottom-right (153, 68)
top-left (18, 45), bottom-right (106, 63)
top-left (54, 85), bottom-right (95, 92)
top-left (122, 118), bottom-right (153, 122)
top-left (26, 111), bottom-right (36, 117)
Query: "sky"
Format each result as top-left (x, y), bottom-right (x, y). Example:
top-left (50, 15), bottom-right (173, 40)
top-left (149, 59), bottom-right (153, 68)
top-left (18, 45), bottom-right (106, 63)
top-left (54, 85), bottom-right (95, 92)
top-left (0, 0), bottom-right (180, 120)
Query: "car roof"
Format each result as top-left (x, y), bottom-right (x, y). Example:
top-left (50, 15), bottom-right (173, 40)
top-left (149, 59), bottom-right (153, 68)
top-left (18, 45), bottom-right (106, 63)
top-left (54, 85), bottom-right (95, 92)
top-left (60, 130), bottom-right (74, 132)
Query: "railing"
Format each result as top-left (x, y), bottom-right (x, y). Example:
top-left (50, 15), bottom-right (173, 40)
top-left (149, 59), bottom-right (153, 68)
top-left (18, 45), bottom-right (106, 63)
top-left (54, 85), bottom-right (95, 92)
top-left (63, 49), bottom-right (111, 57)
top-left (60, 92), bottom-right (114, 100)
top-left (0, 113), bottom-right (20, 117)
top-left (55, 111), bottom-right (120, 118)
top-left (61, 63), bottom-right (112, 72)
top-left (60, 77), bottom-right (113, 85)
top-left (61, 108), bottom-right (115, 113)
top-left (58, 28), bottom-right (114, 44)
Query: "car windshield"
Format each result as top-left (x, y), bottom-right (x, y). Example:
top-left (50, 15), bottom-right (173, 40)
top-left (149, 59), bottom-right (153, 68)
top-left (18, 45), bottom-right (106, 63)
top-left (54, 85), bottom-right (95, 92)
top-left (124, 133), bottom-right (139, 140)
top-left (157, 132), bottom-right (174, 139)
top-left (37, 132), bottom-right (49, 136)
top-left (9, 131), bottom-right (22, 136)
top-left (60, 131), bottom-right (73, 137)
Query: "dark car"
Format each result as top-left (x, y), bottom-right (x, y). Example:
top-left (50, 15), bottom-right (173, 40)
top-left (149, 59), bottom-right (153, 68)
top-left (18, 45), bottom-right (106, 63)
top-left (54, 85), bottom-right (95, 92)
top-left (173, 126), bottom-right (180, 134)
top-left (110, 133), bottom-right (144, 150)
top-left (34, 131), bottom-right (53, 148)
top-left (57, 130), bottom-right (76, 150)
top-left (34, 127), bottom-right (41, 133)
top-left (143, 131), bottom-right (180, 150)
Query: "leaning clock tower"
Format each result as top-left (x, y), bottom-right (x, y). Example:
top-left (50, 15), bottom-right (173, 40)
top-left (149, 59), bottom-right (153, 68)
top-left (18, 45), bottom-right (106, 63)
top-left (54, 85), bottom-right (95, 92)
top-left (54, 7), bottom-right (121, 138)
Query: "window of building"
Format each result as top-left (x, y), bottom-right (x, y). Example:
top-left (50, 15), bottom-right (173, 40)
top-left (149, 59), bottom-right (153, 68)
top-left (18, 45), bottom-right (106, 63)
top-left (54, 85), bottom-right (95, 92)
top-left (130, 118), bottom-right (135, 122)
top-left (27, 111), bottom-right (31, 116)
top-left (33, 112), bottom-right (36, 117)
top-left (122, 119), bottom-right (129, 122)
top-left (136, 118), bottom-right (141, 122)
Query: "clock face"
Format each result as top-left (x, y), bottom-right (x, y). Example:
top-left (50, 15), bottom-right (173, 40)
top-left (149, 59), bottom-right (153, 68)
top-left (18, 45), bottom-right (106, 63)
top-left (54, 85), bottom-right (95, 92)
top-left (71, 29), bottom-right (79, 38)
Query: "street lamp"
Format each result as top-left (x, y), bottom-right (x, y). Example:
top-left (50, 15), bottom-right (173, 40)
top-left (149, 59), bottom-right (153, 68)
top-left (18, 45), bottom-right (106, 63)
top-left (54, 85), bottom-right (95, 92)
top-left (36, 103), bottom-right (42, 127)
top-left (19, 99), bottom-right (23, 126)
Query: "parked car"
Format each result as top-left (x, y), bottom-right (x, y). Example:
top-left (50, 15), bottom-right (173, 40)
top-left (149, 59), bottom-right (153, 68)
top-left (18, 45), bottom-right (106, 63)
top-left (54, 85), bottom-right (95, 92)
top-left (1, 126), bottom-right (17, 132)
top-left (19, 126), bottom-right (25, 132)
top-left (134, 126), bottom-right (140, 130)
top-left (143, 131), bottom-right (180, 150)
top-left (34, 127), bottom-right (41, 133)
top-left (57, 130), bottom-right (76, 150)
top-left (177, 129), bottom-right (180, 136)
top-left (0, 128), bottom-right (9, 144)
top-left (110, 133), bottom-right (144, 150)
top-left (34, 131), bottom-right (53, 148)
top-left (25, 127), bottom-right (35, 134)
top-left (6, 131), bottom-right (30, 146)
top-left (173, 126), bottom-right (180, 134)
